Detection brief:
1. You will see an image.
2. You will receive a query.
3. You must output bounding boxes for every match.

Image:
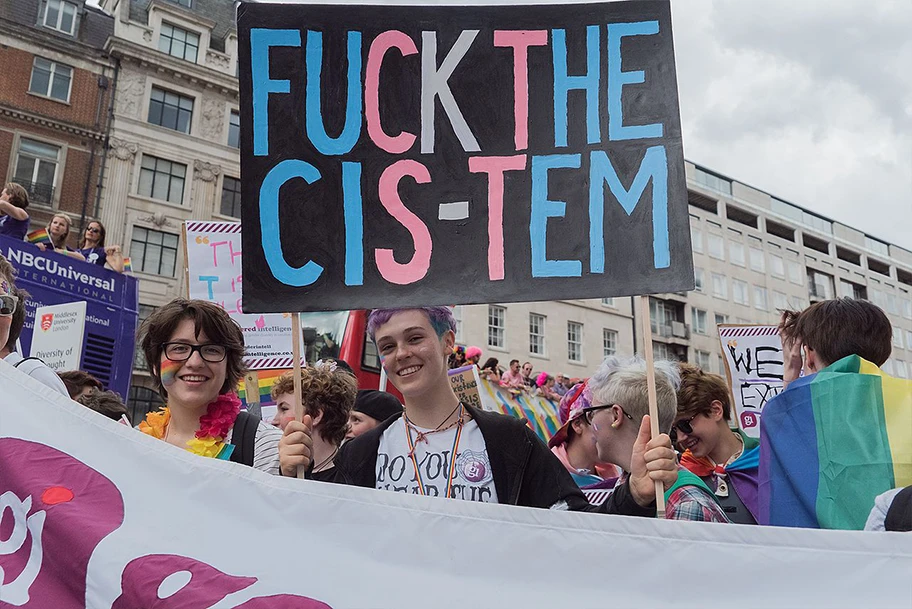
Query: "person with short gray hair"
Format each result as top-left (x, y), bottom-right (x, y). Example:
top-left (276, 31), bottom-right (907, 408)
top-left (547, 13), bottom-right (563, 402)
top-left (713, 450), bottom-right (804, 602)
top-left (585, 356), bottom-right (730, 523)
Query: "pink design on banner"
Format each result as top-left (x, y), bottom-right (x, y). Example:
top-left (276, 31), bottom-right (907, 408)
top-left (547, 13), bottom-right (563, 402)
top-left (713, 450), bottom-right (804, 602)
top-left (0, 438), bottom-right (125, 608)
top-left (235, 595), bottom-right (333, 608)
top-left (112, 554), bottom-right (256, 608)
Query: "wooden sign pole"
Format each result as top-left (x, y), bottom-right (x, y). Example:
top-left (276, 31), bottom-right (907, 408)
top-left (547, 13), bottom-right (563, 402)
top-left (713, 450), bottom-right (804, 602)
top-left (639, 295), bottom-right (667, 518)
top-left (291, 314), bottom-right (305, 479)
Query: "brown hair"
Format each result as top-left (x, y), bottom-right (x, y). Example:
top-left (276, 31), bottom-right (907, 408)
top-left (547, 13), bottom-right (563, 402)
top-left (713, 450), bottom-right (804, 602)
top-left (48, 213), bottom-right (73, 249)
top-left (78, 219), bottom-right (107, 249)
top-left (6, 286), bottom-right (29, 352)
top-left (271, 367), bottom-right (357, 447)
top-left (780, 298), bottom-right (892, 367)
top-left (59, 370), bottom-right (104, 399)
top-left (3, 183), bottom-right (29, 209)
top-left (0, 254), bottom-right (15, 285)
top-left (138, 299), bottom-right (246, 399)
top-left (77, 390), bottom-right (128, 421)
top-left (677, 362), bottom-right (732, 422)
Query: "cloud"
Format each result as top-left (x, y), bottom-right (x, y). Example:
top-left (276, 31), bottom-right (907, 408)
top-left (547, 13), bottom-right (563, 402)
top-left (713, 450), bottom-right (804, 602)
top-left (672, 0), bottom-right (912, 250)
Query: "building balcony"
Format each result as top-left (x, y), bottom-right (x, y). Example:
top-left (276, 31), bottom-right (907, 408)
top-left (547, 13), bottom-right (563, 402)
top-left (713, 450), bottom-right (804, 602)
top-left (651, 321), bottom-right (690, 341)
top-left (18, 180), bottom-right (55, 206)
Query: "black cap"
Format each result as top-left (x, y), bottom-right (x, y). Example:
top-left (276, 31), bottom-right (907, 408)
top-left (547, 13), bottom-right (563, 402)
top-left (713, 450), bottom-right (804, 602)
top-left (354, 389), bottom-right (403, 423)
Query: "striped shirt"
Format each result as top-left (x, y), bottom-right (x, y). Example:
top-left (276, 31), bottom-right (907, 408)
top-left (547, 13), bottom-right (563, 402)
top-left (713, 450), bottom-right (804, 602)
top-left (226, 419), bottom-right (282, 475)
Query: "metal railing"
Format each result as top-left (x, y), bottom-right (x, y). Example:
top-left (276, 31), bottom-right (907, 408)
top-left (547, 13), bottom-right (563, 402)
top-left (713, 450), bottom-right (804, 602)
top-left (18, 180), bottom-right (55, 205)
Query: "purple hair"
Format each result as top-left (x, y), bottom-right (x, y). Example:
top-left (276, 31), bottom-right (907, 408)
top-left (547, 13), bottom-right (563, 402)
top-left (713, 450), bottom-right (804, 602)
top-left (366, 307), bottom-right (456, 341)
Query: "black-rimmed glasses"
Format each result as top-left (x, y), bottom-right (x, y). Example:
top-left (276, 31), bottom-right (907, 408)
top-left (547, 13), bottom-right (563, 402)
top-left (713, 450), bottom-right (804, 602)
top-left (161, 342), bottom-right (228, 363)
top-left (583, 404), bottom-right (634, 425)
top-left (669, 414), bottom-right (698, 443)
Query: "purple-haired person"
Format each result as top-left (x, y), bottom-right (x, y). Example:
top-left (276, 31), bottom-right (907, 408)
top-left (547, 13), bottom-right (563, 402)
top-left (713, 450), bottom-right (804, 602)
top-left (279, 306), bottom-right (678, 515)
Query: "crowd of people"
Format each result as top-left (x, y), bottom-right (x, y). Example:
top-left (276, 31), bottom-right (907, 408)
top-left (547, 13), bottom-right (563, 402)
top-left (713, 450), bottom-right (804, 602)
top-left (449, 346), bottom-right (575, 402)
top-left (0, 243), bottom-right (908, 532)
top-left (0, 181), bottom-right (126, 272)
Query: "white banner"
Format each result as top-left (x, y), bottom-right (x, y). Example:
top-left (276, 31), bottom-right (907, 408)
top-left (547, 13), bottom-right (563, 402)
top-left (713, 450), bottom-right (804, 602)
top-left (184, 221), bottom-right (298, 369)
top-left (27, 301), bottom-right (86, 371)
top-left (0, 362), bottom-right (909, 609)
top-left (718, 324), bottom-right (785, 438)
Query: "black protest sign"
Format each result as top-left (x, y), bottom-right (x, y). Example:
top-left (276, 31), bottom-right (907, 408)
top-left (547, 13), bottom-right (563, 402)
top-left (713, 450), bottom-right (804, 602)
top-left (238, 1), bottom-right (693, 313)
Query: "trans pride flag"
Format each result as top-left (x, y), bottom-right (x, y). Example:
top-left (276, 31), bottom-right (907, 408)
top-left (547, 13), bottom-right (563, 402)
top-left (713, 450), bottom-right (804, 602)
top-left (759, 355), bottom-right (912, 529)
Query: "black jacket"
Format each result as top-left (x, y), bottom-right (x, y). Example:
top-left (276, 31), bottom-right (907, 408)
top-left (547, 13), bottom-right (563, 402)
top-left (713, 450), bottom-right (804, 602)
top-left (333, 405), bottom-right (654, 517)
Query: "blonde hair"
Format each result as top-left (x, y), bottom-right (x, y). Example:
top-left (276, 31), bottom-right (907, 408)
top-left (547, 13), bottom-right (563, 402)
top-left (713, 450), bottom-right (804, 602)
top-left (48, 213), bottom-right (72, 249)
top-left (588, 356), bottom-right (680, 435)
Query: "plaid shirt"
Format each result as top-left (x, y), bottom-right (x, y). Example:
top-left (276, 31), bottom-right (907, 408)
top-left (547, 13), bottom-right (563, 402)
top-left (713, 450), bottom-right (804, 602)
top-left (665, 484), bottom-right (731, 523)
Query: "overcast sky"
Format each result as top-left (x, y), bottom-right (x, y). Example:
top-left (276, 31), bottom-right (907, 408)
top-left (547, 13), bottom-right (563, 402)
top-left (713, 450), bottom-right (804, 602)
top-left (670, 0), bottom-right (912, 249)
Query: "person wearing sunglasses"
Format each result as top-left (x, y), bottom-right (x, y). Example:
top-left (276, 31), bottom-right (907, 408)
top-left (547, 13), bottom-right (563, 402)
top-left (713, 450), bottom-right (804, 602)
top-left (674, 363), bottom-right (759, 524)
top-left (136, 298), bottom-right (292, 474)
top-left (548, 382), bottom-right (620, 488)
top-left (0, 255), bottom-right (69, 396)
top-left (77, 219), bottom-right (125, 272)
top-left (586, 356), bottom-right (730, 523)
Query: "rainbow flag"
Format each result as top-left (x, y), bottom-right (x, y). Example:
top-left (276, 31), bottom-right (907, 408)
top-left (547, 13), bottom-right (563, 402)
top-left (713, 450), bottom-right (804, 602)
top-left (26, 228), bottom-right (53, 246)
top-left (759, 355), bottom-right (912, 529)
top-left (236, 368), bottom-right (288, 408)
top-left (122, 257), bottom-right (133, 272)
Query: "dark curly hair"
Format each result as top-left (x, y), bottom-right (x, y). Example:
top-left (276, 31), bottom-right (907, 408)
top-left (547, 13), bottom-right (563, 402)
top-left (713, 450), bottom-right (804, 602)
top-left (270, 367), bottom-right (357, 447)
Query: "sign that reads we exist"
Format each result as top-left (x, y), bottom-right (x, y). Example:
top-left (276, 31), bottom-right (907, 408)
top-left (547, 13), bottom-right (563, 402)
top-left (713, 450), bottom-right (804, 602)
top-left (238, 1), bottom-right (693, 312)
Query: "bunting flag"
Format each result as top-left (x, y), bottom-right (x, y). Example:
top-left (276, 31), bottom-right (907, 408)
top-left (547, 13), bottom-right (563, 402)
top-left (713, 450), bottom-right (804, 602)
top-left (759, 355), bottom-right (912, 529)
top-left (0, 361), bottom-right (911, 608)
top-left (25, 228), bottom-right (53, 247)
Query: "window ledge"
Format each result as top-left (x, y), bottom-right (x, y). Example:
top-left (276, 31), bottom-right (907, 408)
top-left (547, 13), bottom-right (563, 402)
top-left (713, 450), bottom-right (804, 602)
top-left (130, 194), bottom-right (190, 212)
top-left (27, 91), bottom-right (71, 106)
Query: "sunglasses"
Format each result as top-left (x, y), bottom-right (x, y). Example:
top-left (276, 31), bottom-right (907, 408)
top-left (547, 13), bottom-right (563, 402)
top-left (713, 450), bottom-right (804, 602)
top-left (583, 404), bottom-right (634, 425)
top-left (0, 294), bottom-right (18, 317)
top-left (86, 227), bottom-right (101, 233)
top-left (669, 414), bottom-right (698, 443)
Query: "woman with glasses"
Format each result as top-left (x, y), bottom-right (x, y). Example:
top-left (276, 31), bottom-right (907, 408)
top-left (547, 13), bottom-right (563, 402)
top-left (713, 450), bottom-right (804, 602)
top-left (136, 299), bottom-right (289, 474)
top-left (77, 219), bottom-right (125, 272)
top-left (674, 363), bottom-right (759, 524)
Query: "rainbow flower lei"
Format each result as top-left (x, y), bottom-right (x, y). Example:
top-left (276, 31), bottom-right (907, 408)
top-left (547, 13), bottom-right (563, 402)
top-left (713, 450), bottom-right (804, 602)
top-left (139, 393), bottom-right (242, 459)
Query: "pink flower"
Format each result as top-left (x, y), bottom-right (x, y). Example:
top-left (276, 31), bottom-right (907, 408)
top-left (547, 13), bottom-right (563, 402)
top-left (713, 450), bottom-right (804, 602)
top-left (196, 393), bottom-right (241, 440)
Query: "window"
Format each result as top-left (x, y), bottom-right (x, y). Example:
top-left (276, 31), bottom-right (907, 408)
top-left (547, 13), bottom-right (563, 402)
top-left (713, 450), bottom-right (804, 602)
top-left (749, 247), bottom-right (765, 273)
top-left (904, 299), bottom-right (912, 320)
top-left (694, 268), bottom-right (704, 293)
top-left (126, 386), bottom-right (164, 427)
top-left (601, 297), bottom-right (615, 307)
top-left (691, 226), bottom-right (703, 253)
top-left (732, 280), bottom-right (749, 305)
top-left (653, 341), bottom-right (672, 361)
top-left (130, 227), bottom-right (180, 276)
top-left (133, 304), bottom-right (158, 369)
top-left (228, 110), bottom-right (240, 148)
top-left (487, 305), bottom-right (505, 348)
top-left (807, 269), bottom-right (835, 300)
top-left (896, 360), bottom-right (908, 379)
top-left (773, 291), bottom-right (789, 311)
top-left (729, 241), bottom-right (745, 267)
top-left (787, 260), bottom-right (803, 285)
top-left (567, 322), bottom-right (583, 362)
top-left (29, 58), bottom-right (72, 102)
top-left (13, 138), bottom-right (60, 205)
top-left (691, 308), bottom-right (707, 335)
top-left (695, 350), bottom-right (711, 371)
top-left (893, 328), bottom-right (903, 349)
top-left (694, 167), bottom-right (732, 196)
top-left (839, 279), bottom-right (867, 300)
top-left (220, 176), bottom-right (241, 217)
top-left (714, 313), bottom-right (728, 327)
top-left (707, 234), bottom-right (724, 260)
top-left (529, 313), bottom-right (546, 356)
top-left (754, 286), bottom-right (768, 311)
top-left (148, 87), bottom-right (193, 133)
top-left (138, 155), bottom-right (186, 204)
top-left (452, 306), bottom-right (463, 342)
top-left (602, 328), bottom-right (617, 358)
top-left (159, 22), bottom-right (200, 62)
top-left (168, 0), bottom-right (192, 6)
top-left (906, 330), bottom-right (912, 350)
top-left (718, 355), bottom-right (726, 375)
top-left (711, 273), bottom-right (727, 299)
top-left (43, 0), bottom-right (77, 35)
top-left (770, 254), bottom-right (785, 278)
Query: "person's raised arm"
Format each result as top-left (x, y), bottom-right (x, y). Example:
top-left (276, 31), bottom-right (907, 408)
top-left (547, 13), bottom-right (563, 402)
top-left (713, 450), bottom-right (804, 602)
top-left (0, 199), bottom-right (28, 221)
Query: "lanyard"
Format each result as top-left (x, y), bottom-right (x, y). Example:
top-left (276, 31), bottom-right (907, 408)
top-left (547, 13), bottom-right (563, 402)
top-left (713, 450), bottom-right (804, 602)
top-left (404, 404), bottom-right (465, 498)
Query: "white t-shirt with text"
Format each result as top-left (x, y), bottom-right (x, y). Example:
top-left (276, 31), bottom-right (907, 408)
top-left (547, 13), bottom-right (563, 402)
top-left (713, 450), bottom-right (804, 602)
top-left (377, 418), bottom-right (499, 503)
